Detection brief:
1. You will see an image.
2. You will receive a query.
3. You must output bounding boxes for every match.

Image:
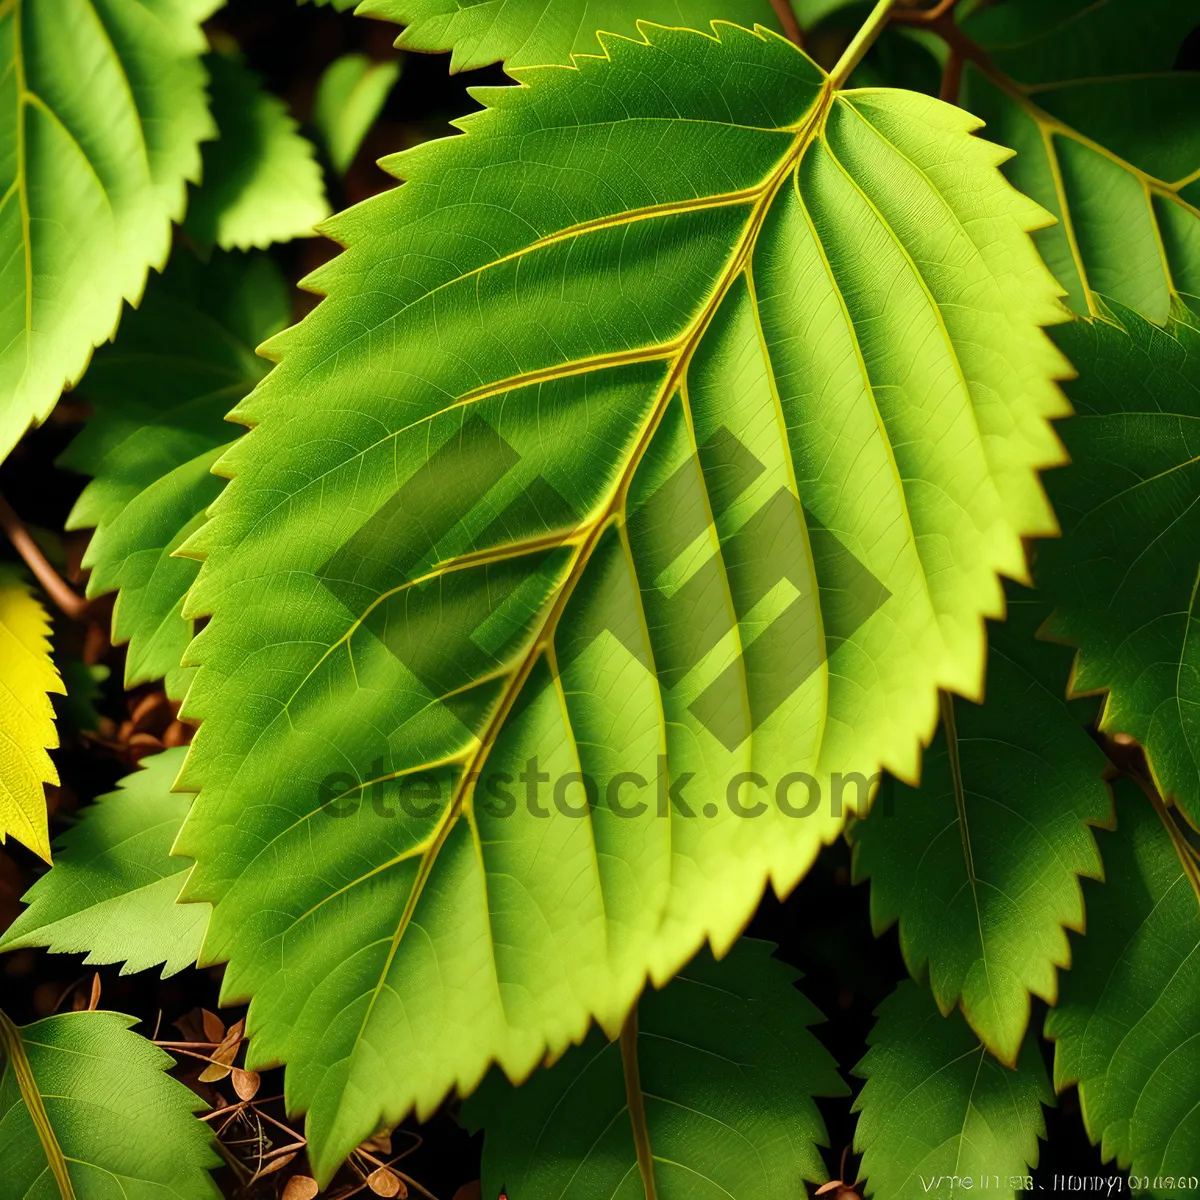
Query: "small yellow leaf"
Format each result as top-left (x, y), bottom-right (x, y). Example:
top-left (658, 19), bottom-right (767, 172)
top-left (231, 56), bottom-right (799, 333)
top-left (201, 1009), bottom-right (225, 1043)
top-left (0, 567), bottom-right (64, 862)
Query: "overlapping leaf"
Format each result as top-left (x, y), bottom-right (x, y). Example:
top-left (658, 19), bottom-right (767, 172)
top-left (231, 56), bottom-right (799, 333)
top-left (174, 23), bottom-right (1069, 1179)
top-left (956, 1), bottom-right (1199, 324)
top-left (184, 52), bottom-right (330, 252)
top-left (0, 566), bottom-right (63, 862)
top-left (60, 248), bottom-right (290, 699)
top-left (465, 938), bottom-right (845, 1199)
top-left (854, 981), bottom-right (1052, 1200)
top-left (850, 588), bottom-right (1111, 1064)
top-left (367, 0), bottom-right (782, 70)
top-left (1045, 782), bottom-right (1200, 1189)
top-left (1036, 303), bottom-right (1200, 824)
top-left (314, 54), bottom-right (401, 176)
top-left (0, 1008), bottom-right (221, 1199)
top-left (0, 749), bottom-right (207, 977)
top-left (0, 0), bottom-right (220, 464)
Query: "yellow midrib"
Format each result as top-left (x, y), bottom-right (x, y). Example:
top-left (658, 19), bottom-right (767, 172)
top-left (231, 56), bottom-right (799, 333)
top-left (346, 80), bottom-right (837, 1058)
top-left (0, 1009), bottom-right (76, 1200)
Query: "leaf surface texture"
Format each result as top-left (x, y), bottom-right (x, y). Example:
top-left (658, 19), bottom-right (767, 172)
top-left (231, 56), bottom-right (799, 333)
top-left (0, 566), bottom-right (63, 861)
top-left (465, 939), bottom-right (845, 1199)
top-left (0, 1009), bottom-right (221, 1199)
top-left (61, 249), bottom-right (290, 698)
top-left (850, 589), bottom-right (1111, 1064)
top-left (0, 748), bottom-right (207, 977)
top-left (0, 0), bottom-right (218, 462)
top-left (1045, 781), bottom-right (1200, 1188)
top-left (854, 980), bottom-right (1051, 1200)
top-left (174, 25), bottom-right (1070, 1179)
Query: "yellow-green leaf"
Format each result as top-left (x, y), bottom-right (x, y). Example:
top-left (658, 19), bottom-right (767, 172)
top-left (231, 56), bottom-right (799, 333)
top-left (0, 565), bottom-right (63, 861)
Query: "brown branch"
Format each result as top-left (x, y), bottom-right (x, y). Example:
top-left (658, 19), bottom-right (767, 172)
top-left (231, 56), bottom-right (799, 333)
top-left (0, 491), bottom-right (89, 619)
top-left (769, 0), bottom-right (804, 47)
top-left (890, 0), bottom-right (961, 24)
top-left (940, 46), bottom-right (965, 102)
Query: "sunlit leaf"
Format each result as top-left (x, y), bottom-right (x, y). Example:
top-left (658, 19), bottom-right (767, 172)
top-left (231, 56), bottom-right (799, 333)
top-left (174, 24), bottom-right (1069, 1180)
top-left (365, 0), bottom-right (783, 70)
top-left (0, 1008), bottom-right (221, 1199)
top-left (0, 0), bottom-right (219, 464)
top-left (184, 51), bottom-right (330, 252)
top-left (314, 54), bottom-right (401, 176)
top-left (0, 749), bottom-right (208, 977)
top-left (0, 565), bottom-right (63, 862)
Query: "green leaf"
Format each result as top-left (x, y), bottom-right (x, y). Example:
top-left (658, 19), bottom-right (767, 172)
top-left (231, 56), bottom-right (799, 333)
top-left (956, 14), bottom-right (1199, 323)
top-left (853, 980), bottom-right (1052, 1200)
top-left (0, 565), bottom-right (64, 862)
top-left (0, 1008), bottom-right (221, 1199)
top-left (314, 54), bottom-right (401, 176)
top-left (849, 587), bottom-right (1111, 1065)
top-left (184, 52), bottom-right (330, 252)
top-left (365, 0), bottom-right (784, 70)
top-left (1045, 781), bottom-right (1200, 1192)
top-left (1036, 303), bottom-right (1200, 826)
top-left (0, 749), bottom-right (207, 978)
top-left (60, 248), bottom-right (290, 698)
top-left (0, 0), bottom-right (220, 465)
top-left (175, 24), bottom-right (1070, 1180)
top-left (465, 938), bottom-right (846, 1200)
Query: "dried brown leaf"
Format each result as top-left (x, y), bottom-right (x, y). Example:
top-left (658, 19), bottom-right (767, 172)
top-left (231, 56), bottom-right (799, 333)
top-left (282, 1177), bottom-right (320, 1200)
top-left (251, 1151), bottom-right (298, 1182)
top-left (361, 1131), bottom-right (392, 1156)
top-left (231, 1067), bottom-right (260, 1100)
top-left (367, 1168), bottom-right (403, 1198)
top-left (197, 1060), bottom-right (232, 1083)
top-left (452, 1184), bottom-right (482, 1200)
top-left (87, 973), bottom-right (101, 1012)
top-left (201, 1009), bottom-right (225, 1043)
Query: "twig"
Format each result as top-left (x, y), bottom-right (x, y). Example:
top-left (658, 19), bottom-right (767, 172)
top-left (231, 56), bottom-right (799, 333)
top-left (0, 490), bottom-right (89, 619)
top-left (769, 0), bottom-right (805, 47)
top-left (940, 46), bottom-right (964, 102)
top-left (890, 0), bottom-right (960, 23)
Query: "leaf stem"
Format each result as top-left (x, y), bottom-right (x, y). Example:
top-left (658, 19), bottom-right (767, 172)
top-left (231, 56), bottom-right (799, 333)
top-left (829, 0), bottom-right (897, 87)
top-left (769, 0), bottom-right (805, 47)
top-left (0, 1008), bottom-right (76, 1200)
top-left (619, 1009), bottom-right (657, 1200)
top-left (0, 490), bottom-right (88, 619)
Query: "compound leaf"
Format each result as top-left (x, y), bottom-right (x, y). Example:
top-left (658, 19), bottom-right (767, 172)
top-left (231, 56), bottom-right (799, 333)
top-left (1036, 303), bottom-right (1200, 825)
top-left (465, 938), bottom-right (846, 1200)
top-left (0, 0), bottom-right (219, 464)
top-left (854, 981), bottom-right (1052, 1200)
top-left (60, 248), bottom-right (289, 698)
top-left (184, 52), bottom-right (330, 252)
top-left (956, 6), bottom-right (1199, 323)
top-left (175, 24), bottom-right (1069, 1180)
top-left (365, 0), bottom-right (783, 70)
top-left (313, 54), bottom-right (401, 176)
top-left (0, 566), bottom-right (63, 862)
top-left (0, 748), bottom-right (208, 978)
top-left (850, 587), bottom-right (1111, 1065)
top-left (0, 1008), bottom-right (221, 1199)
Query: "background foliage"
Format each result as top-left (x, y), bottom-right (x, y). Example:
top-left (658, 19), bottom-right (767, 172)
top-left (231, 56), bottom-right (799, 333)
top-left (0, 1), bottom-right (1197, 1198)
